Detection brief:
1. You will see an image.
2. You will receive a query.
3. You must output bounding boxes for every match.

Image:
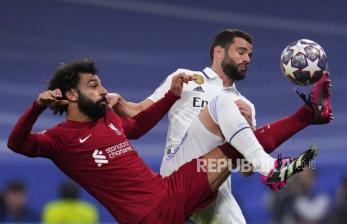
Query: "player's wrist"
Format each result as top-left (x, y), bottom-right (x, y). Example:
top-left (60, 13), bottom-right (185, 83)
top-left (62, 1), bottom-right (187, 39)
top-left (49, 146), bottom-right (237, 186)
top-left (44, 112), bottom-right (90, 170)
top-left (33, 100), bottom-right (47, 110)
top-left (166, 90), bottom-right (181, 99)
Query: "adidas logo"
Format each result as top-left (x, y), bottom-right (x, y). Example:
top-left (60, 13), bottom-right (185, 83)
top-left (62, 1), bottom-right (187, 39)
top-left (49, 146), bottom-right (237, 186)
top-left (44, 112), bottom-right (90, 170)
top-left (193, 86), bottom-right (204, 92)
top-left (93, 149), bottom-right (109, 167)
top-left (317, 105), bottom-right (323, 111)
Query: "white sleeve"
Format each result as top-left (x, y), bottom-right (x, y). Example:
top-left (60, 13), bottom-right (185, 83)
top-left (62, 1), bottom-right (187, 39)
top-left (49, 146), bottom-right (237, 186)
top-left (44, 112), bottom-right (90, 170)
top-left (250, 102), bottom-right (256, 128)
top-left (240, 96), bottom-right (257, 128)
top-left (209, 94), bottom-right (263, 158)
top-left (148, 69), bottom-right (184, 102)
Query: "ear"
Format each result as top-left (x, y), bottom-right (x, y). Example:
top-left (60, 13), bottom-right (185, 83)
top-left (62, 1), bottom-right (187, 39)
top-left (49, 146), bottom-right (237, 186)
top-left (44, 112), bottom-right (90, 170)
top-left (213, 46), bottom-right (225, 61)
top-left (65, 89), bottom-right (78, 102)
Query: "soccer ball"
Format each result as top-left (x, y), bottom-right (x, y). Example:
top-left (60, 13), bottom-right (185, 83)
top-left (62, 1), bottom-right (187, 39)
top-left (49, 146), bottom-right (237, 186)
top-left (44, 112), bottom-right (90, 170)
top-left (280, 39), bottom-right (328, 86)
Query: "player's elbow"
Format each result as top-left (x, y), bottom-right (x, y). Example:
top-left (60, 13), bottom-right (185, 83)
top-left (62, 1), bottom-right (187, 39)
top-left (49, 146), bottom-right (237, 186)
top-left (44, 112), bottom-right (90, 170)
top-left (7, 132), bottom-right (25, 153)
top-left (7, 137), bottom-right (21, 152)
top-left (7, 139), bottom-right (37, 158)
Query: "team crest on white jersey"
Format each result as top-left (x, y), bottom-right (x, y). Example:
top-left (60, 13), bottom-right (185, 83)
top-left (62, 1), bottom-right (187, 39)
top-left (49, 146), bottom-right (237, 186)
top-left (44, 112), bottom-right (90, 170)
top-left (92, 149), bottom-right (109, 167)
top-left (193, 74), bottom-right (204, 85)
top-left (108, 123), bottom-right (121, 135)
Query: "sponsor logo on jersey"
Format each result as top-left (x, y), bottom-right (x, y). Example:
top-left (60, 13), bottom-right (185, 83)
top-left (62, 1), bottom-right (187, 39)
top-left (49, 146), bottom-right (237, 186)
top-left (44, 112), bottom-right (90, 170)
top-left (193, 74), bottom-right (204, 85)
top-left (192, 96), bottom-right (208, 108)
top-left (166, 132), bottom-right (188, 160)
top-left (193, 86), bottom-right (205, 93)
top-left (108, 123), bottom-right (122, 135)
top-left (92, 149), bottom-right (109, 167)
top-left (79, 134), bottom-right (92, 143)
top-left (105, 141), bottom-right (133, 159)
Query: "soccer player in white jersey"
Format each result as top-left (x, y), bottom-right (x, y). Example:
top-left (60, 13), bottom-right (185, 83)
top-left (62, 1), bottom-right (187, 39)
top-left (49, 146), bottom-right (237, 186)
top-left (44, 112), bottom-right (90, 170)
top-left (110, 29), bottom-right (332, 223)
top-left (151, 71), bottom-right (253, 223)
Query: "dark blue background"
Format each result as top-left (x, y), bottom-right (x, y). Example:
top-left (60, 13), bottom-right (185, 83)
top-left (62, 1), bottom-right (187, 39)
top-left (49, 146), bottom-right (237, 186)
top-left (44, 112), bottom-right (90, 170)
top-left (1, 0), bottom-right (346, 222)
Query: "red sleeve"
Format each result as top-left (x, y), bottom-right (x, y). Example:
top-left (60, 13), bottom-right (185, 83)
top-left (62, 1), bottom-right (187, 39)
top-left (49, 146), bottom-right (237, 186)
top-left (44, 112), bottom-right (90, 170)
top-left (120, 91), bottom-right (179, 139)
top-left (7, 101), bottom-right (59, 158)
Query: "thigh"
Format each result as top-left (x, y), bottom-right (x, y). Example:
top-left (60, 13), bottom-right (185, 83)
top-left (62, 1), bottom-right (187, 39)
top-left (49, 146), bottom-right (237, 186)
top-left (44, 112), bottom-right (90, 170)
top-left (166, 158), bottom-right (218, 219)
top-left (140, 195), bottom-right (186, 224)
top-left (203, 147), bottom-right (231, 192)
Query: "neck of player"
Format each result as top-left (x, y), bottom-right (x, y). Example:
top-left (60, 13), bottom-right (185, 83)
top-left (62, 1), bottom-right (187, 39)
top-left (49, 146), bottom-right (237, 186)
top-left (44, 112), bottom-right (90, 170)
top-left (67, 104), bottom-right (95, 122)
top-left (211, 65), bottom-right (234, 87)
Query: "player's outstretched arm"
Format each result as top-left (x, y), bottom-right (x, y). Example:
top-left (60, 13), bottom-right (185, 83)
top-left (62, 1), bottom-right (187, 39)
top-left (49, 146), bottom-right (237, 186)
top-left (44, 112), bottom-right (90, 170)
top-left (107, 93), bottom-right (154, 118)
top-left (108, 70), bottom-right (189, 117)
top-left (7, 89), bottom-right (64, 157)
top-left (120, 73), bottom-right (194, 139)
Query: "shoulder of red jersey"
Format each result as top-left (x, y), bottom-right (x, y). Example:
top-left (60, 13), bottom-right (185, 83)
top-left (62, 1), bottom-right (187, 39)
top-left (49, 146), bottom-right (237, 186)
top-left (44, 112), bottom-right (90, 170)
top-left (35, 122), bottom-right (64, 136)
top-left (105, 108), bottom-right (123, 123)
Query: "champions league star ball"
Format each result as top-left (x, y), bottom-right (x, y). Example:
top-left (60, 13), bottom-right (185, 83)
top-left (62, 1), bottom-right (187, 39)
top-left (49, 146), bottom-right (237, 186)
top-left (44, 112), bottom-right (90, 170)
top-left (280, 39), bottom-right (328, 86)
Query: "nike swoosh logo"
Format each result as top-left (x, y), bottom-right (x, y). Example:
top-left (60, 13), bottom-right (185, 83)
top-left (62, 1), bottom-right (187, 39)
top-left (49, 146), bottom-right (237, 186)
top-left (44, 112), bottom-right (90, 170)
top-left (79, 134), bottom-right (92, 143)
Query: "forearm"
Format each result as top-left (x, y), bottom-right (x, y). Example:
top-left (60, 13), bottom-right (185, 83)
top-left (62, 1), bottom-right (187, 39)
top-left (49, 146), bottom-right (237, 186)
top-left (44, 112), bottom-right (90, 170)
top-left (7, 101), bottom-right (46, 155)
top-left (114, 99), bottom-right (141, 117)
top-left (112, 97), bottom-right (152, 118)
top-left (123, 91), bottom-right (179, 139)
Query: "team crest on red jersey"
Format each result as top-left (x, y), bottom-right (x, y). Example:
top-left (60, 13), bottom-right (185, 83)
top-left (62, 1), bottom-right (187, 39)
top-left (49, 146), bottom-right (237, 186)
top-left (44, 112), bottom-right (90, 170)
top-left (108, 123), bottom-right (121, 135)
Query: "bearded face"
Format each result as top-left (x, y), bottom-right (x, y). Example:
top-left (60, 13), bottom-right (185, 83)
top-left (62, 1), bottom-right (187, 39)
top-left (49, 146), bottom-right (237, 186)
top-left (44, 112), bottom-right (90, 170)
top-left (77, 89), bottom-right (108, 120)
top-left (221, 52), bottom-right (247, 81)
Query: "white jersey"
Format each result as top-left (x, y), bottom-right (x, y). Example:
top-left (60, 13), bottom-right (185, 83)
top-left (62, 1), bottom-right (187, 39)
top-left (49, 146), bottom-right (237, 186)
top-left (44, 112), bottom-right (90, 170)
top-left (148, 67), bottom-right (255, 223)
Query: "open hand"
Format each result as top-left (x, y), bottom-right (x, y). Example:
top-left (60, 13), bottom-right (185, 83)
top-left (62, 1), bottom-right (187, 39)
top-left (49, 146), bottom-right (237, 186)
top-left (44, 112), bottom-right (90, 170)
top-left (235, 99), bottom-right (255, 130)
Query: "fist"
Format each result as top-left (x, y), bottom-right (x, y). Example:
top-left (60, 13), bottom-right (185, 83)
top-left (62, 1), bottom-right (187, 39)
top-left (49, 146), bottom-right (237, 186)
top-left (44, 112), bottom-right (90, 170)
top-left (37, 89), bottom-right (68, 107)
top-left (106, 93), bottom-right (122, 108)
top-left (170, 73), bottom-right (195, 96)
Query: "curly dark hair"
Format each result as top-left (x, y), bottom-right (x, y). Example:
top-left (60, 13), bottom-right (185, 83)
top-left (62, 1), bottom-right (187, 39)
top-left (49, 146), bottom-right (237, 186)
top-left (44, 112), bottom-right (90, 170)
top-left (48, 58), bottom-right (98, 115)
top-left (209, 28), bottom-right (253, 61)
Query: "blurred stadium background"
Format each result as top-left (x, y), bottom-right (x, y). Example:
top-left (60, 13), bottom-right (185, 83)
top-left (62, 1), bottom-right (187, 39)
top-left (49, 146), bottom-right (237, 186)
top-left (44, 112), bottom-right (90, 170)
top-left (0, 0), bottom-right (346, 223)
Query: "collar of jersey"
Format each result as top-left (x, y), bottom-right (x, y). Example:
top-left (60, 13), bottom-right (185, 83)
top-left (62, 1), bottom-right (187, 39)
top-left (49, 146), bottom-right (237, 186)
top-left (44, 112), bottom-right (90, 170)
top-left (202, 67), bottom-right (240, 94)
top-left (62, 119), bottom-right (97, 128)
top-left (202, 67), bottom-right (219, 79)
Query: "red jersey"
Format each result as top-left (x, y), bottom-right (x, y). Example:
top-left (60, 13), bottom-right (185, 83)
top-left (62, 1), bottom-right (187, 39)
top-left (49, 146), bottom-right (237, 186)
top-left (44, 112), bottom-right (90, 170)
top-left (7, 91), bottom-right (179, 223)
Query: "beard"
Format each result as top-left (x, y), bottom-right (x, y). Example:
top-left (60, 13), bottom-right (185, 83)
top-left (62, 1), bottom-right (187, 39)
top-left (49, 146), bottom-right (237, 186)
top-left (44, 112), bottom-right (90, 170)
top-left (77, 90), bottom-right (107, 120)
top-left (221, 55), bottom-right (247, 81)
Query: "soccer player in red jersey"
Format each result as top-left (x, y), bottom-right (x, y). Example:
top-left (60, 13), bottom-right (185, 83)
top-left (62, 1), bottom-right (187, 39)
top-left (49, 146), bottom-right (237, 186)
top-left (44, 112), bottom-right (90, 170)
top-left (7, 59), bottom-right (317, 223)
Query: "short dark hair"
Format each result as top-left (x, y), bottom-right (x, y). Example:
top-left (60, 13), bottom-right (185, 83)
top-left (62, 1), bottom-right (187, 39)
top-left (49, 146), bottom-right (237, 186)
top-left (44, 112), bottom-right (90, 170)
top-left (4, 180), bottom-right (26, 193)
top-left (209, 28), bottom-right (253, 61)
top-left (48, 58), bottom-right (98, 115)
top-left (59, 181), bottom-right (79, 199)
